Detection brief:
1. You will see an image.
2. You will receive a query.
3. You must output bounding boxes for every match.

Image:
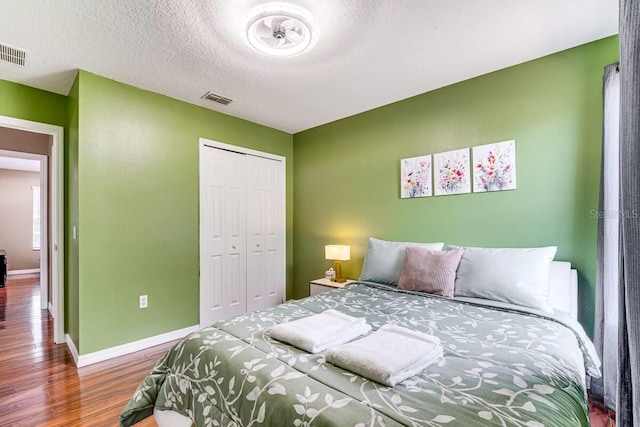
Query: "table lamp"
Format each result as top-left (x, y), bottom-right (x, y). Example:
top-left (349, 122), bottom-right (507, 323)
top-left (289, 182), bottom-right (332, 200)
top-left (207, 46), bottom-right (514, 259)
top-left (325, 245), bottom-right (350, 283)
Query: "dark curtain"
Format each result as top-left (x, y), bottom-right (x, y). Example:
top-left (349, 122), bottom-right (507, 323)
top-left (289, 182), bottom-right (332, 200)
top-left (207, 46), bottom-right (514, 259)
top-left (618, 1), bottom-right (640, 425)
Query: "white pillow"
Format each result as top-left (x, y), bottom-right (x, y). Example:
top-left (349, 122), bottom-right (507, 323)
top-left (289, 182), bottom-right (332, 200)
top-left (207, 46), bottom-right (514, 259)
top-left (451, 245), bottom-right (557, 312)
top-left (359, 237), bottom-right (445, 285)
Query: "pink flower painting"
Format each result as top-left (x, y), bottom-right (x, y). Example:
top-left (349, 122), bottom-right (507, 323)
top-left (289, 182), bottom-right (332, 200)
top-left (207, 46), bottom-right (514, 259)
top-left (434, 148), bottom-right (470, 196)
top-left (473, 140), bottom-right (516, 192)
top-left (401, 155), bottom-right (432, 198)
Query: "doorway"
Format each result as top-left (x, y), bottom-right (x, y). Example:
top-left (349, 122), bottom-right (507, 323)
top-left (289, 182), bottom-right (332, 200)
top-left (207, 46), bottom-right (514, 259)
top-left (0, 150), bottom-right (47, 309)
top-left (0, 115), bottom-right (64, 344)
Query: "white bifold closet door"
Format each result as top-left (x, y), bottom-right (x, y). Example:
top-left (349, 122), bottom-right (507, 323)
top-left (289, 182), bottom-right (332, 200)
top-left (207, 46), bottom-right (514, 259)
top-left (200, 142), bottom-right (284, 327)
top-left (245, 155), bottom-right (285, 312)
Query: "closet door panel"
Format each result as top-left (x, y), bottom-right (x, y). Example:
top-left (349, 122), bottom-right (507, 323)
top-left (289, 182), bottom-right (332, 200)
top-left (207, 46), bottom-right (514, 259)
top-left (206, 183), bottom-right (224, 313)
top-left (223, 153), bottom-right (247, 318)
top-left (205, 255), bottom-right (223, 311)
top-left (200, 148), bottom-right (247, 326)
top-left (246, 156), bottom-right (284, 311)
top-left (227, 251), bottom-right (244, 308)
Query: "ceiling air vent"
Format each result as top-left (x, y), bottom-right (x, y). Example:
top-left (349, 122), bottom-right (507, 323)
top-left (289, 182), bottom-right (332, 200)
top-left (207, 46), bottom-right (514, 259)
top-left (201, 91), bottom-right (233, 106)
top-left (0, 43), bottom-right (28, 67)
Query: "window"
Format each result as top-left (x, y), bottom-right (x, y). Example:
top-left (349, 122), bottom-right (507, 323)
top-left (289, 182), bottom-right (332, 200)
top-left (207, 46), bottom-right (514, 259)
top-left (32, 186), bottom-right (40, 250)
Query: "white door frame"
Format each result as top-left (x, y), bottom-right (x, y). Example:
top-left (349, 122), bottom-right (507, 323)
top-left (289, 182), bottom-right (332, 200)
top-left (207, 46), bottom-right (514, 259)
top-left (198, 138), bottom-right (286, 327)
top-left (0, 149), bottom-right (48, 310)
top-left (0, 115), bottom-right (65, 344)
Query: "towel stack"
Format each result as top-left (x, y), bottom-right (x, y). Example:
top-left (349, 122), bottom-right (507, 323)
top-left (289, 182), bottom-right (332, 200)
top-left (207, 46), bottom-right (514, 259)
top-left (269, 309), bottom-right (371, 353)
top-left (326, 324), bottom-right (443, 386)
top-left (270, 310), bottom-right (443, 387)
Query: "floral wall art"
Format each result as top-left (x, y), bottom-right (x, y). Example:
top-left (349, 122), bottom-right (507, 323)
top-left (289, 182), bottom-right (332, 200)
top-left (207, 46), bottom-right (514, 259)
top-left (400, 155), bottom-right (432, 198)
top-left (472, 140), bottom-right (516, 192)
top-left (434, 148), bottom-right (470, 196)
top-left (400, 140), bottom-right (516, 200)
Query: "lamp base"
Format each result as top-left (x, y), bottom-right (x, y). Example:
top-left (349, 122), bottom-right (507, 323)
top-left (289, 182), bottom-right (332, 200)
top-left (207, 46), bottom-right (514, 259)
top-left (331, 260), bottom-right (346, 283)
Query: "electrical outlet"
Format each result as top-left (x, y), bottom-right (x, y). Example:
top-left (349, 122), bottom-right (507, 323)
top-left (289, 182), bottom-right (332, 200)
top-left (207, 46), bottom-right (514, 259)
top-left (139, 295), bottom-right (148, 309)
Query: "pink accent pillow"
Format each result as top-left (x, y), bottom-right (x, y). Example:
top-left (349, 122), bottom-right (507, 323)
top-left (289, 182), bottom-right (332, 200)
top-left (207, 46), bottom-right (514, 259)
top-left (397, 247), bottom-right (463, 297)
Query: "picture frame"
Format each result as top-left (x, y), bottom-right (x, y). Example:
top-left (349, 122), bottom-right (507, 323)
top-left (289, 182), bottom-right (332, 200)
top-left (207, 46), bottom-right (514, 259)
top-left (433, 148), bottom-right (471, 196)
top-left (472, 140), bottom-right (516, 192)
top-left (400, 155), bottom-right (432, 198)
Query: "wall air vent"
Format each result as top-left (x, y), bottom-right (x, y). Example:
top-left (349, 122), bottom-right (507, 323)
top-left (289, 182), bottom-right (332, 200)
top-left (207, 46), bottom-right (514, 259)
top-left (0, 43), bottom-right (28, 67)
top-left (201, 91), bottom-right (233, 105)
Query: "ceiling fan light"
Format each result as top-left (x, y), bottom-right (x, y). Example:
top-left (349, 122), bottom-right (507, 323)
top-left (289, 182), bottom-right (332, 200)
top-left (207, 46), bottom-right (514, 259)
top-left (243, 3), bottom-right (319, 57)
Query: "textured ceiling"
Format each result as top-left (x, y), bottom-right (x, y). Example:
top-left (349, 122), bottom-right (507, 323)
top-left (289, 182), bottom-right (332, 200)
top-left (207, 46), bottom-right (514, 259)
top-left (0, 0), bottom-right (618, 133)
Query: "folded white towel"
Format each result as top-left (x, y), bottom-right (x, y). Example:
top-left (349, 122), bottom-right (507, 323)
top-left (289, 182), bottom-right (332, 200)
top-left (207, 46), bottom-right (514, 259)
top-left (326, 324), bottom-right (443, 387)
top-left (269, 309), bottom-right (372, 353)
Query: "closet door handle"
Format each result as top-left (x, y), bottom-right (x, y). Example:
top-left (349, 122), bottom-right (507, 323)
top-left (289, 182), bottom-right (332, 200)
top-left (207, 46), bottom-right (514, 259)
top-left (232, 245), bottom-right (237, 250)
top-left (256, 243), bottom-right (261, 248)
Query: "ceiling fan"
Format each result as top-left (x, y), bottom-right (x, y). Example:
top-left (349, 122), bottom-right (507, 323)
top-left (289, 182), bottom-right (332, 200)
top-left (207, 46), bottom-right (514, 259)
top-left (244, 3), bottom-right (318, 57)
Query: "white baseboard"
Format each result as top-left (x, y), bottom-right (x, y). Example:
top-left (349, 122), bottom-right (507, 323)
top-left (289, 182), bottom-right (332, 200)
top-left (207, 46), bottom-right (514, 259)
top-left (66, 325), bottom-right (199, 368)
top-left (66, 334), bottom-right (80, 366)
top-left (8, 269), bottom-right (40, 275)
top-left (48, 302), bottom-right (54, 318)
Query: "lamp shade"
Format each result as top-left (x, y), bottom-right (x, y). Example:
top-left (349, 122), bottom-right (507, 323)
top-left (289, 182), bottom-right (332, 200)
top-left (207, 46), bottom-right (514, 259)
top-left (325, 245), bottom-right (350, 261)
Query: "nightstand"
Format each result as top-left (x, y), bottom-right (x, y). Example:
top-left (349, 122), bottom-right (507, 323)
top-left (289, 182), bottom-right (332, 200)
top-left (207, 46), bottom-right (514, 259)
top-left (309, 278), bottom-right (355, 296)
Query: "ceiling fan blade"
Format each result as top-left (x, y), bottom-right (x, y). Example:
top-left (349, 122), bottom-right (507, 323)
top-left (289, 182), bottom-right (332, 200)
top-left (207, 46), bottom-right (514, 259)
top-left (285, 28), bottom-right (303, 43)
top-left (262, 16), bottom-right (275, 29)
top-left (279, 18), bottom-right (296, 30)
top-left (255, 21), bottom-right (274, 39)
top-left (269, 17), bottom-right (287, 31)
top-left (261, 36), bottom-right (282, 47)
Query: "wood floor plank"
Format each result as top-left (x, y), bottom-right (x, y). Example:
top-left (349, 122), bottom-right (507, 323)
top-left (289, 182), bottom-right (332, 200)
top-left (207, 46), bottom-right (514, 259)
top-left (0, 274), bottom-right (169, 426)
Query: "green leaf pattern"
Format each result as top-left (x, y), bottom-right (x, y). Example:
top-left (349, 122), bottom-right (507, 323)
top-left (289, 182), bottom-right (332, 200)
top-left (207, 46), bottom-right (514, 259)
top-left (121, 283), bottom-right (594, 427)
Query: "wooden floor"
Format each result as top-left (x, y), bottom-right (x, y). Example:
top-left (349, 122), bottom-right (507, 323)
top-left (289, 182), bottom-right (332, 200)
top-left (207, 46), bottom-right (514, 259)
top-left (590, 398), bottom-right (617, 427)
top-left (0, 273), bottom-right (617, 427)
top-left (0, 274), bottom-right (175, 426)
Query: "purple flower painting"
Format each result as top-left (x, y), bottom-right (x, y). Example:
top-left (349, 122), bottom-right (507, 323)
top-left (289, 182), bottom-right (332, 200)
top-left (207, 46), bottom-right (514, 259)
top-left (401, 155), bottom-right (432, 198)
top-left (472, 140), bottom-right (517, 192)
top-left (434, 148), bottom-right (470, 196)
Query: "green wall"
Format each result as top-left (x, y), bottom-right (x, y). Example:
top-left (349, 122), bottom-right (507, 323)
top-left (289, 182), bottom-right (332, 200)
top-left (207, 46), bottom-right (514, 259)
top-left (0, 79), bottom-right (67, 127)
top-left (74, 71), bottom-right (293, 354)
top-left (293, 36), bottom-right (619, 336)
top-left (65, 76), bottom-right (80, 349)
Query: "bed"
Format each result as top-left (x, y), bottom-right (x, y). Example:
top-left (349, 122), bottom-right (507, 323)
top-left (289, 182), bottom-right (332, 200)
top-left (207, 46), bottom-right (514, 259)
top-left (120, 243), bottom-right (600, 427)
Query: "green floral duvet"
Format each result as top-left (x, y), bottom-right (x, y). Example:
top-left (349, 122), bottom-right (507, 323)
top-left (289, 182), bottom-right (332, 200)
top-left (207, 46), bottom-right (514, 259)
top-left (120, 282), bottom-right (600, 427)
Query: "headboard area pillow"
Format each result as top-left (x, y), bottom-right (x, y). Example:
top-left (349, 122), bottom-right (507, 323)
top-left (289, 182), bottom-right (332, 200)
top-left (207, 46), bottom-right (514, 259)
top-left (397, 246), bottom-right (464, 297)
top-left (450, 245), bottom-right (557, 312)
top-left (359, 237), bottom-right (445, 285)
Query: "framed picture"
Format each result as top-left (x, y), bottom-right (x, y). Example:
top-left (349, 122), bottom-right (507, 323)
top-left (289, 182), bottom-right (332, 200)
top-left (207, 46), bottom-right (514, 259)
top-left (472, 140), bottom-right (516, 192)
top-left (400, 155), bottom-right (432, 198)
top-left (434, 148), bottom-right (470, 196)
